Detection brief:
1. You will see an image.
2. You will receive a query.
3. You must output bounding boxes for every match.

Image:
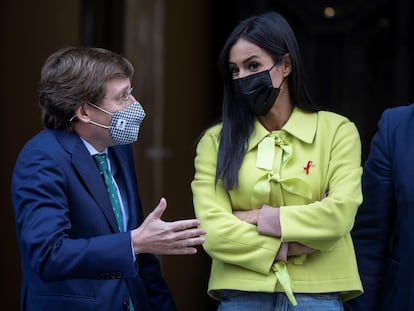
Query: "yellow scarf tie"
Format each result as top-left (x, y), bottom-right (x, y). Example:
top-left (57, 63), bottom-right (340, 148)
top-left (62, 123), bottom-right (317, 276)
top-left (272, 261), bottom-right (297, 306)
top-left (257, 133), bottom-right (297, 306)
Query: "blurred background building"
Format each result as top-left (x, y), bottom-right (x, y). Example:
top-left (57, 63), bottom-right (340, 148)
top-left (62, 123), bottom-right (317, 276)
top-left (1, 0), bottom-right (413, 309)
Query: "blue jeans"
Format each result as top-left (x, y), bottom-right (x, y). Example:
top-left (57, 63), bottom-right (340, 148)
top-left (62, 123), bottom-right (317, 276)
top-left (217, 290), bottom-right (344, 311)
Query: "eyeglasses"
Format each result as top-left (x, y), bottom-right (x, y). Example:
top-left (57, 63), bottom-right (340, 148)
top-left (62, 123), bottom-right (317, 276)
top-left (102, 87), bottom-right (134, 104)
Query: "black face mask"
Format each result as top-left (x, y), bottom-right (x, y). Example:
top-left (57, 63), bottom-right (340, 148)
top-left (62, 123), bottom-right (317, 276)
top-left (233, 66), bottom-right (285, 116)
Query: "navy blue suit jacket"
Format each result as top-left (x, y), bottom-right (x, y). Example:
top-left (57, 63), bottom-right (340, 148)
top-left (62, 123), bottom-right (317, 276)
top-left (345, 103), bottom-right (414, 310)
top-left (11, 129), bottom-right (176, 311)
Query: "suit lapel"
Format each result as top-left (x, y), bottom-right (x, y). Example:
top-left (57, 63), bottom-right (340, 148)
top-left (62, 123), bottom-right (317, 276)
top-left (70, 138), bottom-right (120, 232)
top-left (56, 130), bottom-right (141, 232)
top-left (109, 147), bottom-right (141, 229)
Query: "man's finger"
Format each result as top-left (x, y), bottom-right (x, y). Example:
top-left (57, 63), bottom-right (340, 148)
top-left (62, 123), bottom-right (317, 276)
top-left (149, 197), bottom-right (167, 219)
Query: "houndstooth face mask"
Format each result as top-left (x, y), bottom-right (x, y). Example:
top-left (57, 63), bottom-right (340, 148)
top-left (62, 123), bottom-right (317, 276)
top-left (88, 101), bottom-right (146, 145)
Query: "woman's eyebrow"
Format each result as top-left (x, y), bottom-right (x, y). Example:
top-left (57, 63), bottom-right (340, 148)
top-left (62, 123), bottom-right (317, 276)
top-left (228, 55), bottom-right (260, 66)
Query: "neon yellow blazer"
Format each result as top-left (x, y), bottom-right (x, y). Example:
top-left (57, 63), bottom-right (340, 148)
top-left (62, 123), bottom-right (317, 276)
top-left (192, 107), bottom-right (363, 302)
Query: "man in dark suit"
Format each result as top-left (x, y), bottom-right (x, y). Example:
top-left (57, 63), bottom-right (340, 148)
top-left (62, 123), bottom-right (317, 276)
top-left (11, 47), bottom-right (206, 311)
top-left (345, 103), bottom-right (414, 310)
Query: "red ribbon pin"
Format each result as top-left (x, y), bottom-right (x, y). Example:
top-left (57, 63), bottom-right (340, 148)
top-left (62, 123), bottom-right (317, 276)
top-left (304, 160), bottom-right (312, 175)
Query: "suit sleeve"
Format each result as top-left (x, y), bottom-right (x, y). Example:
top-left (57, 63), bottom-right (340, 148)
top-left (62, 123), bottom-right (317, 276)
top-left (135, 253), bottom-right (177, 311)
top-left (344, 110), bottom-right (395, 310)
top-left (11, 145), bottom-right (137, 281)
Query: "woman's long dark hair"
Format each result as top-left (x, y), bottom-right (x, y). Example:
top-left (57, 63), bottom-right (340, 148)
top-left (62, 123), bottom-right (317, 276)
top-left (215, 11), bottom-right (317, 190)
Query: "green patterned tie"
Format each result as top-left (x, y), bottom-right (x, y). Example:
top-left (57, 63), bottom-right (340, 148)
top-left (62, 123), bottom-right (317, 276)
top-left (93, 153), bottom-right (124, 231)
top-left (93, 154), bottom-right (133, 310)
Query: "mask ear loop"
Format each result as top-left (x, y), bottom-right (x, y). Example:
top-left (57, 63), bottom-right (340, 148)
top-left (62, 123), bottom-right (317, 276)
top-left (87, 102), bottom-right (114, 116)
top-left (278, 76), bottom-right (287, 88)
top-left (70, 101), bottom-right (111, 122)
top-left (70, 102), bottom-right (114, 128)
top-left (86, 102), bottom-right (113, 129)
top-left (268, 62), bottom-right (287, 89)
top-left (69, 102), bottom-right (90, 122)
top-left (268, 63), bottom-right (277, 72)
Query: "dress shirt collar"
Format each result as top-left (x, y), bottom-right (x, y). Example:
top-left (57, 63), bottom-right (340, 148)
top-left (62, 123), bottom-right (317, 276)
top-left (80, 138), bottom-right (108, 156)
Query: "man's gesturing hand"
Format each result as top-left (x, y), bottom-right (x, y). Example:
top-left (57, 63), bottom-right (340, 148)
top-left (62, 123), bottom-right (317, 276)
top-left (131, 198), bottom-right (206, 255)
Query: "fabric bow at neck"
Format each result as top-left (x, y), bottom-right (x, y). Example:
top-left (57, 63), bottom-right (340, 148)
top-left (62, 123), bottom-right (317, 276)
top-left (256, 133), bottom-right (292, 170)
top-left (253, 172), bottom-right (312, 200)
top-left (252, 132), bottom-right (312, 203)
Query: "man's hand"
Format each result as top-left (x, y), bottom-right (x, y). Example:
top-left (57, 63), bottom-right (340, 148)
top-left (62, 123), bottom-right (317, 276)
top-left (131, 198), bottom-right (206, 255)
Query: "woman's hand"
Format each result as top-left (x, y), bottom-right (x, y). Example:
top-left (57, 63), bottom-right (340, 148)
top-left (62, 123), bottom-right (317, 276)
top-left (233, 209), bottom-right (261, 225)
top-left (287, 242), bottom-right (315, 256)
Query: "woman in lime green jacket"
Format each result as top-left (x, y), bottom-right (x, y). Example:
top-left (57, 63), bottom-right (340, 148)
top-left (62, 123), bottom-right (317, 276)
top-left (191, 11), bottom-right (363, 311)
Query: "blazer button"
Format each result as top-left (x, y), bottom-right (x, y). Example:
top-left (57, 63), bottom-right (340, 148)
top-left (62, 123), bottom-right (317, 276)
top-left (123, 300), bottom-right (130, 310)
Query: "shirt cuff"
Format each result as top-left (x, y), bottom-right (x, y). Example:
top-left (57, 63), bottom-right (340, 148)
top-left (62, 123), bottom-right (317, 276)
top-left (130, 233), bottom-right (137, 261)
top-left (257, 204), bottom-right (281, 237)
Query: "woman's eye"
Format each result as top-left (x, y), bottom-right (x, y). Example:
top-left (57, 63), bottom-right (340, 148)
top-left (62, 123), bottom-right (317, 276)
top-left (229, 67), bottom-right (239, 76)
top-left (248, 62), bottom-right (259, 71)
